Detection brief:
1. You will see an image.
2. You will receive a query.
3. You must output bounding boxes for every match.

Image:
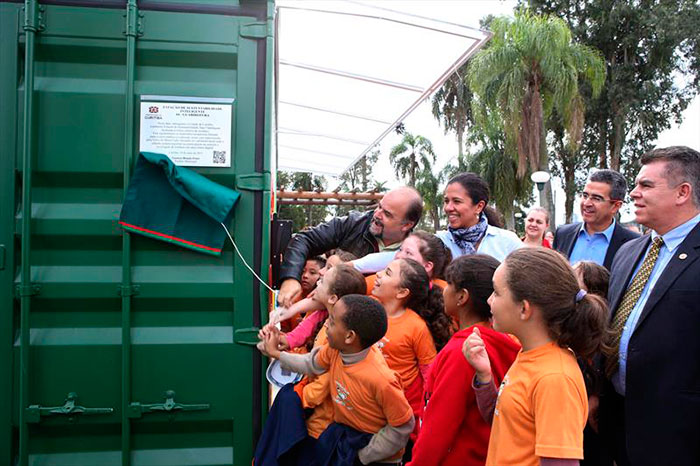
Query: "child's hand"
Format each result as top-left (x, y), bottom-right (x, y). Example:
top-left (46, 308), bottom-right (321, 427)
top-left (256, 340), bottom-right (270, 357)
top-left (258, 322), bottom-right (277, 340)
top-left (462, 327), bottom-right (493, 384)
top-left (263, 328), bottom-right (282, 359)
top-left (278, 334), bottom-right (290, 351)
top-left (269, 307), bottom-right (288, 325)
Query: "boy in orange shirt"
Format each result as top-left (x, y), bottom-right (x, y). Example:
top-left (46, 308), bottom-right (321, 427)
top-left (262, 294), bottom-right (415, 465)
top-left (259, 263), bottom-right (367, 439)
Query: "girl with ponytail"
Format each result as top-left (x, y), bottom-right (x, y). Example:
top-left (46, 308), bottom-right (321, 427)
top-left (409, 255), bottom-right (520, 466)
top-left (463, 247), bottom-right (608, 466)
top-left (371, 258), bottom-right (453, 455)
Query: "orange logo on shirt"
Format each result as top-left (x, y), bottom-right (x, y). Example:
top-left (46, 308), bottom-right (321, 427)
top-left (334, 381), bottom-right (353, 410)
top-left (375, 337), bottom-right (389, 357)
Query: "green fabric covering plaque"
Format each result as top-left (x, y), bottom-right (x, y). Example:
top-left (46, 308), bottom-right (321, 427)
top-left (119, 152), bottom-right (240, 255)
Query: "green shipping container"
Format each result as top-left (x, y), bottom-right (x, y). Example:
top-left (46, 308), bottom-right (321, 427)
top-left (0, 1), bottom-right (275, 465)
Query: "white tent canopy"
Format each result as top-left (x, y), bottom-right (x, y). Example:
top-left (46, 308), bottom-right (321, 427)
top-left (275, 0), bottom-right (491, 177)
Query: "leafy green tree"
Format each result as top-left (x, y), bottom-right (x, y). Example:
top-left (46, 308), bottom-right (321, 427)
top-left (372, 180), bottom-right (388, 193)
top-left (468, 11), bottom-right (606, 226)
top-left (443, 111), bottom-right (533, 230)
top-left (335, 149), bottom-right (385, 217)
top-left (389, 131), bottom-right (437, 187)
top-left (432, 67), bottom-right (473, 158)
top-left (548, 111), bottom-right (589, 223)
top-left (527, 0), bottom-right (700, 179)
top-left (276, 171), bottom-right (331, 232)
top-left (415, 167), bottom-right (442, 232)
top-left (338, 148), bottom-right (381, 192)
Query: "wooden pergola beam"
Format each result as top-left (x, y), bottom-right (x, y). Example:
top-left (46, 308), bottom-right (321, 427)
top-left (275, 190), bottom-right (384, 201)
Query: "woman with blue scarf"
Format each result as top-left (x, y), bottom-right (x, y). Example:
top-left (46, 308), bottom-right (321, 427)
top-left (352, 173), bottom-right (522, 275)
top-left (436, 173), bottom-right (522, 262)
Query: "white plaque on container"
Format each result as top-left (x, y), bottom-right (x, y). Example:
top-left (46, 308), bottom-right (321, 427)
top-left (139, 96), bottom-right (233, 167)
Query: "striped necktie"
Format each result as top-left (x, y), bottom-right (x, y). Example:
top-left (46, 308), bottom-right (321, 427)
top-left (605, 236), bottom-right (664, 377)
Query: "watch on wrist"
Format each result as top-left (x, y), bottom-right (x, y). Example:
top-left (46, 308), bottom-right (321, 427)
top-left (473, 375), bottom-right (492, 387)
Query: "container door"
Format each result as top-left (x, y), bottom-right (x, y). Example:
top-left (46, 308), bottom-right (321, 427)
top-left (0, 1), bottom-right (272, 465)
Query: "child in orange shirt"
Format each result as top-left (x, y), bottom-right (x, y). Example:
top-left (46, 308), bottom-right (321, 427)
top-left (260, 263), bottom-right (367, 440)
top-left (408, 255), bottom-right (520, 466)
top-left (262, 295), bottom-right (415, 464)
top-left (463, 248), bottom-right (608, 466)
top-left (266, 250), bottom-right (356, 350)
top-left (370, 257), bottom-right (453, 455)
top-left (361, 231), bottom-right (451, 302)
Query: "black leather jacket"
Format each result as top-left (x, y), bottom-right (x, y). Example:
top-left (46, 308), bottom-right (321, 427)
top-left (279, 211), bottom-right (379, 282)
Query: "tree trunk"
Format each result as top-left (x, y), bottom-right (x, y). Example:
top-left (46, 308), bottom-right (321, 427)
top-left (432, 205), bottom-right (440, 232)
top-left (410, 153), bottom-right (416, 187)
top-left (505, 209), bottom-right (515, 231)
top-left (539, 126), bottom-right (556, 230)
top-left (610, 111), bottom-right (624, 172)
top-left (457, 128), bottom-right (464, 158)
top-left (360, 156), bottom-right (368, 191)
top-left (599, 118), bottom-right (608, 169)
top-left (563, 157), bottom-right (576, 224)
top-left (542, 181), bottom-right (556, 231)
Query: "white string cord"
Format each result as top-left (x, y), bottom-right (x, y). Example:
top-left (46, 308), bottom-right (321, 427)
top-left (221, 222), bottom-right (276, 294)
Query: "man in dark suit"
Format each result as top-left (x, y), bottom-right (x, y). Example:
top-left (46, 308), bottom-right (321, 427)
top-left (600, 146), bottom-right (700, 466)
top-left (554, 169), bottom-right (639, 269)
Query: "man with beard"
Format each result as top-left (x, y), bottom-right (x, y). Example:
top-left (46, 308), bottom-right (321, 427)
top-left (554, 169), bottom-right (639, 270)
top-left (276, 187), bottom-right (423, 308)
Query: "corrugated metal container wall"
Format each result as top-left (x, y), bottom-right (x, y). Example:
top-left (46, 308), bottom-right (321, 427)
top-left (0, 1), bottom-right (274, 465)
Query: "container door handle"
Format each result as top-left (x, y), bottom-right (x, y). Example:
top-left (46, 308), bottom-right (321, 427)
top-left (234, 327), bottom-right (261, 346)
top-left (128, 390), bottom-right (210, 419)
top-left (25, 392), bottom-right (114, 423)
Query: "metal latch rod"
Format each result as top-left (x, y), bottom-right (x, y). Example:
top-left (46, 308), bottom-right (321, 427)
top-left (128, 390), bottom-right (210, 419)
top-left (26, 392), bottom-right (114, 423)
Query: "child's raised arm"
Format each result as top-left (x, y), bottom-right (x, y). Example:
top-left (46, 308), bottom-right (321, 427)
top-left (258, 332), bottom-right (329, 377)
top-left (270, 297), bottom-right (318, 324)
top-left (351, 250), bottom-right (396, 274)
top-left (462, 327), bottom-right (493, 383)
top-left (285, 310), bottom-right (328, 349)
top-left (463, 327), bottom-right (498, 424)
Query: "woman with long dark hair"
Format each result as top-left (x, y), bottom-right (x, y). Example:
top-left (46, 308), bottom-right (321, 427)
top-left (437, 172), bottom-right (522, 261)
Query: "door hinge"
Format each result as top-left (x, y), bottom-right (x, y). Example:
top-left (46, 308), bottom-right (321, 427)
top-left (240, 22), bottom-right (270, 39)
top-left (23, 1), bottom-right (46, 33)
top-left (15, 284), bottom-right (41, 298)
top-left (236, 173), bottom-right (270, 191)
top-left (124, 1), bottom-right (144, 37)
top-left (118, 285), bottom-right (140, 297)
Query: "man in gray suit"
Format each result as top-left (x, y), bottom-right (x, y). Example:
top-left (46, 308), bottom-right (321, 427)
top-left (600, 146), bottom-right (700, 466)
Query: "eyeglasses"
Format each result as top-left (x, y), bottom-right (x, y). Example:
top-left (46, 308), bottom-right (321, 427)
top-left (579, 192), bottom-right (620, 204)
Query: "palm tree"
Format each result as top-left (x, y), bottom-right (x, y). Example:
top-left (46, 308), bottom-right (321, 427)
top-left (389, 132), bottom-right (436, 187)
top-left (443, 111), bottom-right (532, 230)
top-left (469, 11), bottom-right (605, 176)
top-left (432, 66), bottom-right (472, 158)
top-left (415, 167), bottom-right (442, 232)
top-left (468, 11), bottom-right (605, 225)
